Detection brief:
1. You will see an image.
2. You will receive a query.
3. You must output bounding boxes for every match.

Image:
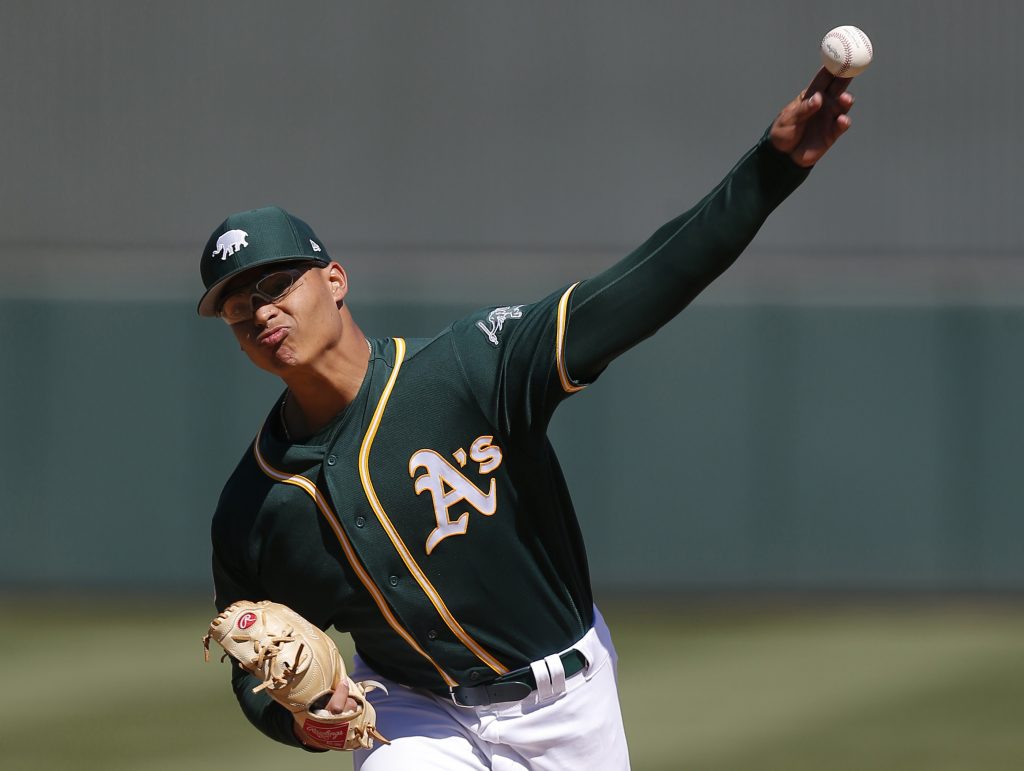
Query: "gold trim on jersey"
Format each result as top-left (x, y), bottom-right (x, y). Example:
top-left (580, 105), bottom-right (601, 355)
top-left (556, 282), bottom-right (586, 394)
top-left (252, 425), bottom-right (458, 688)
top-left (359, 337), bottom-right (510, 676)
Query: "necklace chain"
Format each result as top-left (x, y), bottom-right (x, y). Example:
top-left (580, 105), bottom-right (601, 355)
top-left (280, 339), bottom-right (372, 443)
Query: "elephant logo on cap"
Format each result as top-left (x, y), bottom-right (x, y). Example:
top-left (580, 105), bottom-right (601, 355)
top-left (212, 229), bottom-right (249, 260)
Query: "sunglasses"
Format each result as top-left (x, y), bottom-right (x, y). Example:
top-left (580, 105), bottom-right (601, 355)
top-left (217, 264), bottom-right (317, 325)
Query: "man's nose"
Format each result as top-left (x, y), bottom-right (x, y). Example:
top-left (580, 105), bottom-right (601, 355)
top-left (251, 295), bottom-right (276, 324)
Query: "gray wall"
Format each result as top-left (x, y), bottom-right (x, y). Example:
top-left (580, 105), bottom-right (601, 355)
top-left (2, 0), bottom-right (1022, 289)
top-left (1, 2), bottom-right (1022, 592)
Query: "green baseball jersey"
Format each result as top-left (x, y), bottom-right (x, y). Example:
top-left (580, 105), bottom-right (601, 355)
top-left (214, 285), bottom-right (593, 691)
top-left (209, 131), bottom-right (810, 747)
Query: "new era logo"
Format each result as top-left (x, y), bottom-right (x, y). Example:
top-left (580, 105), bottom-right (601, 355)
top-left (310, 240), bottom-right (321, 253)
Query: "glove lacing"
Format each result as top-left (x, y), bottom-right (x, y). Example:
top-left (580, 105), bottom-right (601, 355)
top-left (202, 610), bottom-right (305, 693)
top-left (235, 633), bottom-right (306, 693)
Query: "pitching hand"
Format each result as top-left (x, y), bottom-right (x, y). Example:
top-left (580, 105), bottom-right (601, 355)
top-left (770, 67), bottom-right (854, 167)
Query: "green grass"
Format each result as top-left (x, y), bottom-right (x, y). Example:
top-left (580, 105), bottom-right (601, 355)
top-left (2, 598), bottom-right (1022, 770)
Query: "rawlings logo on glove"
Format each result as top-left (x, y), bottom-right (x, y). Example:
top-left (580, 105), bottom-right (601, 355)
top-left (203, 600), bottom-right (389, 751)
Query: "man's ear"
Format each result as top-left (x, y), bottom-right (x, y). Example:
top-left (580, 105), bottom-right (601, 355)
top-left (326, 262), bottom-right (349, 304)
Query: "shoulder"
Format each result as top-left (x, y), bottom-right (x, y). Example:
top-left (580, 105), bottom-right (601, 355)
top-left (451, 287), bottom-right (573, 351)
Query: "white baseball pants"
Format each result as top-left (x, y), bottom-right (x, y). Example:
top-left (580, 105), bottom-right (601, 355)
top-left (351, 606), bottom-right (630, 770)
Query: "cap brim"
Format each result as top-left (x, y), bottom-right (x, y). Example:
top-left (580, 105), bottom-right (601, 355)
top-left (196, 255), bottom-right (329, 317)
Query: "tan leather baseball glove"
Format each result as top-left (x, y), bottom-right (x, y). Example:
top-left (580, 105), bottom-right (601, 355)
top-left (203, 600), bottom-right (388, 751)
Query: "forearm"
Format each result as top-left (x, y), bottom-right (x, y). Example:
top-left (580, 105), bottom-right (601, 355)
top-left (211, 562), bottom-right (316, 750)
top-left (565, 131), bottom-right (810, 382)
top-left (230, 661), bottom-right (325, 751)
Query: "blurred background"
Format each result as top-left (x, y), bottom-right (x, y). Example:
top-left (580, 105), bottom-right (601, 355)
top-left (1, 1), bottom-right (1022, 769)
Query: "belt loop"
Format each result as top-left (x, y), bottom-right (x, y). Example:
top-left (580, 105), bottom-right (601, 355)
top-left (545, 653), bottom-right (567, 695)
top-left (529, 659), bottom-right (553, 701)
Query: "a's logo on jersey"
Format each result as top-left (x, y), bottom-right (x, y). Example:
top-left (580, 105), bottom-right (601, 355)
top-left (310, 239), bottom-right (321, 252)
top-left (212, 229), bottom-right (249, 260)
top-left (409, 436), bottom-right (503, 554)
top-left (236, 611), bottom-right (258, 630)
top-left (476, 305), bottom-right (523, 346)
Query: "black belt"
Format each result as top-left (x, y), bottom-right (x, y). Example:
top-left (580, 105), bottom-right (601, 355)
top-left (442, 649), bottom-right (588, 707)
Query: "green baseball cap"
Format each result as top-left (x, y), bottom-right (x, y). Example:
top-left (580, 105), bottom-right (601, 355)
top-left (197, 206), bottom-right (331, 317)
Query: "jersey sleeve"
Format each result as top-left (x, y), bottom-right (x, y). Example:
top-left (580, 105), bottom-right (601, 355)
top-left (449, 286), bottom-right (582, 441)
top-left (563, 129), bottom-right (811, 382)
top-left (448, 131), bottom-right (808, 437)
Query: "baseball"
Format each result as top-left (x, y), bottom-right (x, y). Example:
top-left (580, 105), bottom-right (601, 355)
top-left (820, 25), bottom-right (873, 78)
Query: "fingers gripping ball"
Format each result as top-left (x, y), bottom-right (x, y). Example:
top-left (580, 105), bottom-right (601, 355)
top-left (820, 25), bottom-right (873, 78)
top-left (203, 600), bottom-right (389, 751)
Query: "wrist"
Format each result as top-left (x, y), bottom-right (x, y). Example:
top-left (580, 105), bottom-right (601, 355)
top-left (293, 720), bottom-right (330, 753)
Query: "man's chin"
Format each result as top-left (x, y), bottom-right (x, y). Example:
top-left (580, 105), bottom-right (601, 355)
top-left (270, 349), bottom-right (303, 371)
top-left (246, 346), bottom-right (303, 374)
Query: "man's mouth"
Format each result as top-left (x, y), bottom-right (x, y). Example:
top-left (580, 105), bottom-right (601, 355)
top-left (258, 326), bottom-right (289, 346)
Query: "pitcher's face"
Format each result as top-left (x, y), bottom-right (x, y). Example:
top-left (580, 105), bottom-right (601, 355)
top-left (225, 262), bottom-right (349, 374)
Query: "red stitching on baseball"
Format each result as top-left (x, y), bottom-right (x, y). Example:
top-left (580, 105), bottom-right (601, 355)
top-left (853, 28), bottom-right (873, 58)
top-left (824, 31), bottom-right (853, 76)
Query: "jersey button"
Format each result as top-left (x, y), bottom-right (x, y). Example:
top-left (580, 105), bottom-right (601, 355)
top-left (355, 516), bottom-right (366, 528)
top-left (326, 454), bottom-right (338, 466)
top-left (389, 575), bottom-right (399, 586)
top-left (469, 671), bottom-right (481, 682)
top-left (427, 629), bottom-right (438, 640)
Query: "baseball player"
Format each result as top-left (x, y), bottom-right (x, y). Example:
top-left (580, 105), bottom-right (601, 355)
top-left (199, 68), bottom-right (855, 769)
